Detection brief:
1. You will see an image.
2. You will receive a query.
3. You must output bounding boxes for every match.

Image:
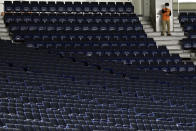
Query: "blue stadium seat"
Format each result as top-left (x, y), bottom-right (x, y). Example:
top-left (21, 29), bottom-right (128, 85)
top-left (13, 1), bottom-right (22, 12)
top-left (31, 1), bottom-right (40, 12)
top-left (4, 1), bottom-right (13, 12)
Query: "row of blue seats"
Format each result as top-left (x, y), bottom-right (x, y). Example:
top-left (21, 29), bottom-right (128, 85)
top-left (4, 1), bottom-right (134, 13)
top-left (9, 24), bottom-right (143, 33)
top-left (179, 12), bottom-right (196, 17)
top-left (4, 12), bottom-right (137, 17)
top-left (62, 52), bottom-right (195, 73)
top-left (14, 34), bottom-right (148, 42)
top-left (181, 39), bottom-right (196, 50)
top-left (25, 41), bottom-right (157, 49)
top-left (4, 13), bottom-right (139, 24)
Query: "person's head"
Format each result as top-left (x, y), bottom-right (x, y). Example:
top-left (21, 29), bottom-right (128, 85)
top-left (165, 3), bottom-right (169, 8)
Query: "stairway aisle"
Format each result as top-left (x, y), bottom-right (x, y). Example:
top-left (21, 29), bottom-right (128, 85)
top-left (0, 15), bottom-right (11, 41)
top-left (140, 16), bottom-right (196, 64)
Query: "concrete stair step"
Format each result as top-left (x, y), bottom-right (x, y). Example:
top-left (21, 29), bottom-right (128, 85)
top-left (173, 24), bottom-right (181, 28)
top-left (166, 45), bottom-right (182, 50)
top-left (169, 50), bottom-right (190, 54)
top-left (174, 17), bottom-right (178, 20)
top-left (147, 32), bottom-right (185, 37)
top-left (174, 21), bottom-right (180, 24)
top-left (141, 21), bottom-right (151, 25)
top-left (153, 36), bottom-right (186, 41)
top-left (143, 24), bottom-right (153, 29)
top-left (0, 21), bottom-right (4, 24)
top-left (174, 28), bottom-right (183, 32)
top-left (0, 32), bottom-right (9, 36)
top-left (0, 28), bottom-right (9, 32)
top-left (174, 19), bottom-right (179, 23)
top-left (179, 53), bottom-right (191, 58)
top-left (156, 40), bottom-right (180, 46)
top-left (0, 24), bottom-right (6, 28)
top-left (0, 36), bottom-right (11, 40)
top-left (144, 28), bottom-right (154, 33)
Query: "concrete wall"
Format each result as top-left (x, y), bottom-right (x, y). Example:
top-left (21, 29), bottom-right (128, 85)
top-left (150, 0), bottom-right (156, 29)
top-left (173, 2), bottom-right (196, 11)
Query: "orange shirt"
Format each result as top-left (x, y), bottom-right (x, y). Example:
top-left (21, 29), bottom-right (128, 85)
top-left (162, 8), bottom-right (171, 21)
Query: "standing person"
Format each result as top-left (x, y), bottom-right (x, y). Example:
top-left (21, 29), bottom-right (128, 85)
top-left (161, 3), bottom-right (171, 36)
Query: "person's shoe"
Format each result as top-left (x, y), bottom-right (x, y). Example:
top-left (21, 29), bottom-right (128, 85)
top-left (167, 34), bottom-right (171, 36)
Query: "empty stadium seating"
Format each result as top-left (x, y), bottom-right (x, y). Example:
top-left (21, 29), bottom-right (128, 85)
top-left (1, 1), bottom-right (196, 131)
top-left (0, 40), bottom-right (196, 131)
top-left (4, 12), bottom-right (196, 73)
top-left (179, 12), bottom-right (196, 50)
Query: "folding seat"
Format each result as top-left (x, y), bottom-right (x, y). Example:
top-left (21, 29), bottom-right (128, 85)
top-left (58, 16), bottom-right (67, 24)
top-left (21, 1), bottom-right (31, 12)
top-left (31, 13), bottom-right (41, 24)
top-left (182, 39), bottom-right (192, 49)
top-left (56, 26), bottom-right (65, 33)
top-left (91, 25), bottom-right (99, 31)
top-left (23, 14), bottom-right (32, 24)
top-left (91, 2), bottom-right (100, 13)
top-left (108, 2), bottom-right (116, 13)
top-left (38, 25), bottom-right (47, 32)
top-left (187, 64), bottom-right (195, 72)
top-left (189, 16), bottom-right (196, 23)
top-left (13, 34), bottom-right (24, 42)
top-left (20, 25), bottom-right (29, 32)
top-left (67, 16), bottom-right (76, 23)
top-left (74, 2), bottom-right (83, 13)
top-left (15, 14), bottom-right (23, 24)
top-left (169, 66), bottom-right (178, 72)
top-left (4, 13), bottom-right (14, 24)
top-left (31, 1), bottom-right (40, 12)
top-left (73, 25), bottom-right (82, 31)
top-left (9, 25), bottom-right (20, 33)
top-left (13, 1), bottom-right (22, 12)
top-left (116, 2), bottom-right (125, 13)
top-left (160, 66), bottom-right (169, 72)
top-left (108, 25), bottom-right (116, 31)
top-left (48, 2), bottom-right (56, 12)
top-left (125, 2), bottom-right (134, 13)
top-left (49, 17), bottom-right (58, 24)
top-left (99, 2), bottom-right (107, 13)
top-left (126, 25), bottom-right (134, 31)
top-left (131, 17), bottom-right (139, 24)
top-left (4, 1), bottom-right (13, 12)
top-left (56, 2), bottom-right (65, 12)
top-left (184, 24), bottom-right (194, 32)
top-left (39, 1), bottom-right (48, 12)
top-left (29, 25), bottom-right (38, 32)
top-left (82, 2), bottom-right (91, 13)
top-left (32, 34), bottom-right (42, 41)
top-left (47, 25), bottom-right (56, 32)
top-left (134, 25), bottom-right (143, 31)
top-left (65, 2), bottom-right (74, 13)
top-left (179, 16), bottom-right (188, 25)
